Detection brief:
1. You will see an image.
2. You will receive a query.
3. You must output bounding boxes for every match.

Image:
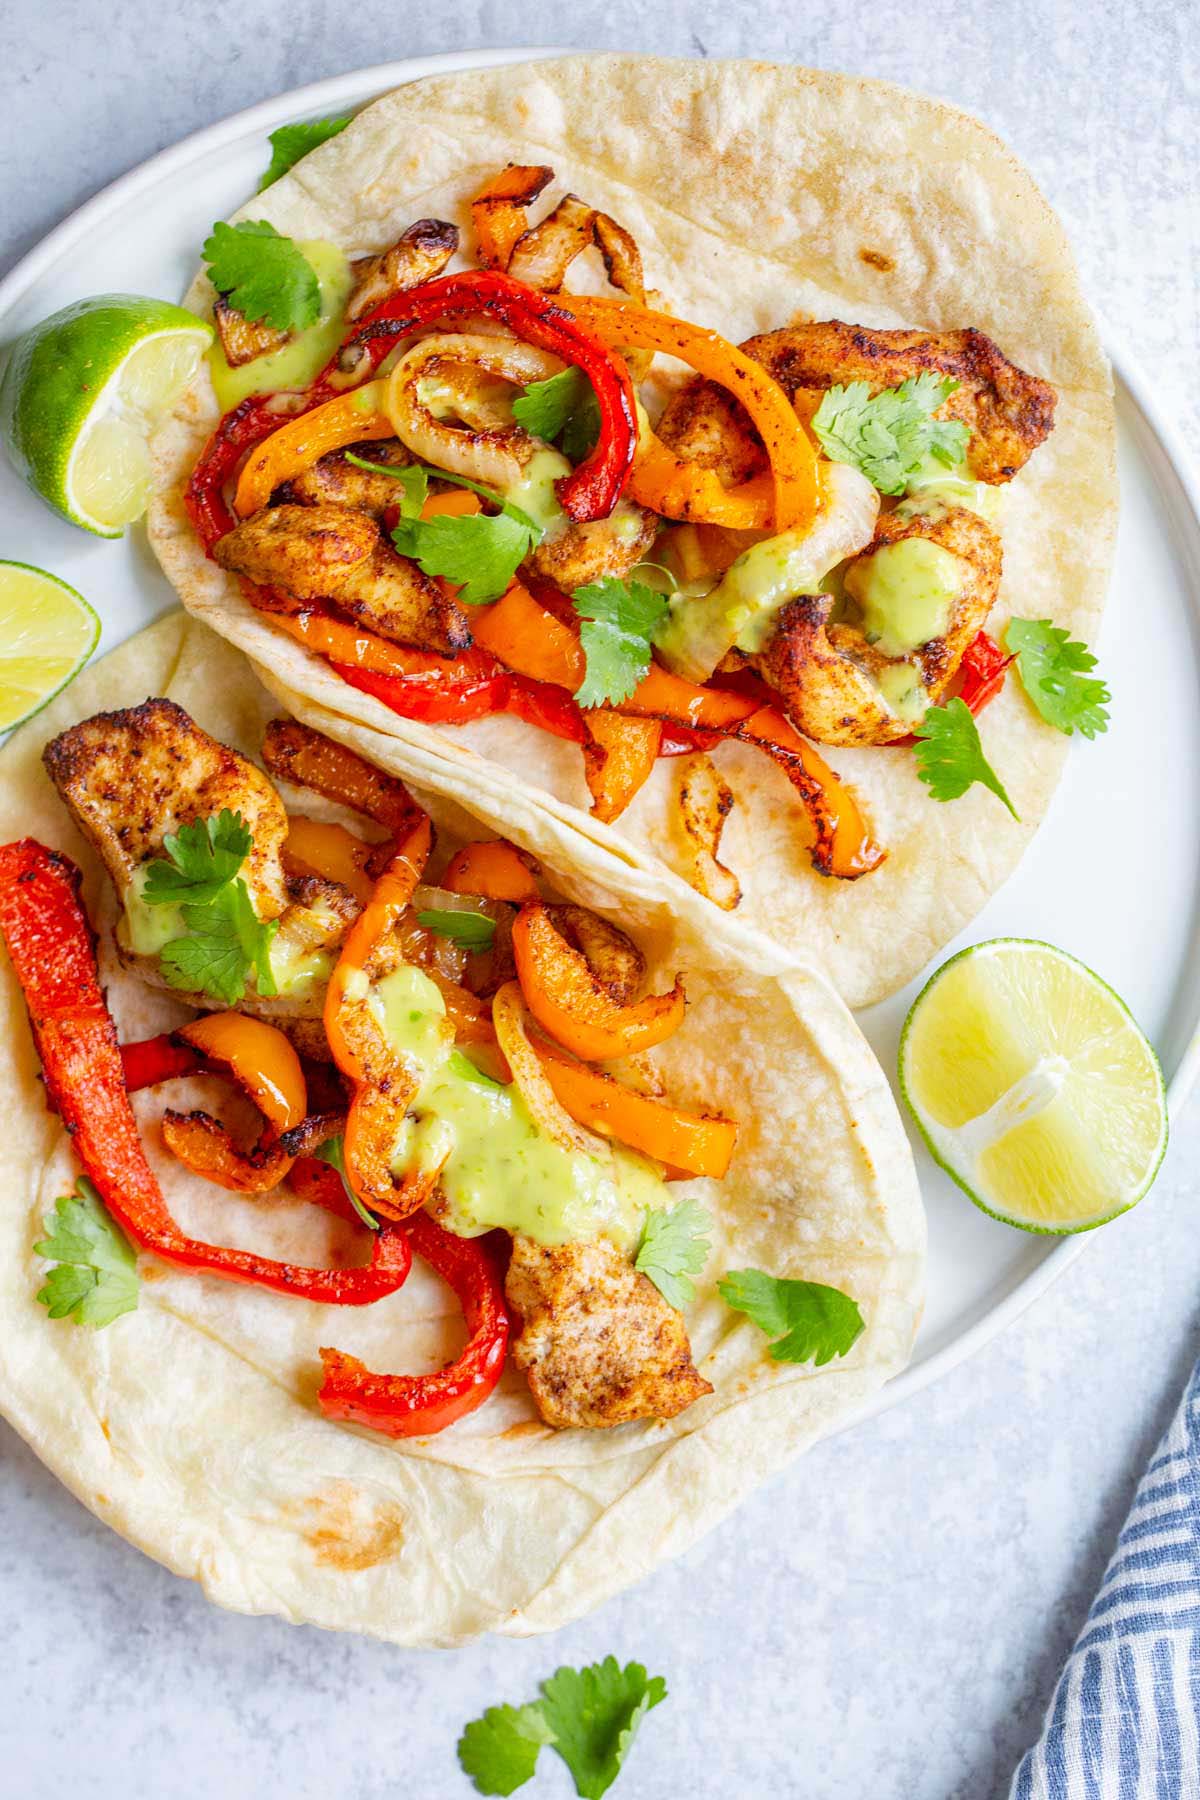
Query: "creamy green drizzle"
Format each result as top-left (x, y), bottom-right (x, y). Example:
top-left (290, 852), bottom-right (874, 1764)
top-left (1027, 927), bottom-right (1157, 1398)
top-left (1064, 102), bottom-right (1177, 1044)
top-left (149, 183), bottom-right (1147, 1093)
top-left (844, 538), bottom-right (967, 658)
top-left (208, 241), bottom-right (354, 412)
top-left (370, 965), bottom-right (665, 1248)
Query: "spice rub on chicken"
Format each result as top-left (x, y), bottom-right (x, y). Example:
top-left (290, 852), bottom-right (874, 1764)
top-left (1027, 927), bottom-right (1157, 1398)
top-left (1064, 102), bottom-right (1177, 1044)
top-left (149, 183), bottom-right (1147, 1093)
top-left (658, 322), bottom-right (1056, 487)
top-left (506, 1234), bottom-right (712, 1429)
top-left (213, 503), bottom-right (471, 654)
top-left (42, 698), bottom-right (357, 1016)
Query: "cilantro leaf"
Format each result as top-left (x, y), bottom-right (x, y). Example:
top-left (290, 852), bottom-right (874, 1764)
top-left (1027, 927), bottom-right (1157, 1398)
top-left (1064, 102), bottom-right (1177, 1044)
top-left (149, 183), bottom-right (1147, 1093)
top-left (635, 1198), bottom-right (712, 1310)
top-left (35, 1177), bottom-right (138, 1329)
top-left (159, 879), bottom-right (279, 1005)
top-left (344, 453), bottom-right (429, 517)
top-left (512, 368), bottom-right (600, 462)
top-left (538, 1659), bottom-right (667, 1800)
top-left (1005, 617), bottom-right (1111, 738)
top-left (201, 220), bottom-right (320, 333)
top-left (392, 508), bottom-right (537, 605)
top-left (416, 908), bottom-right (496, 950)
top-left (458, 1703), bottom-right (556, 1796)
top-left (258, 114), bottom-right (352, 191)
top-left (571, 578), bottom-right (669, 708)
top-left (913, 696), bottom-right (1019, 817)
top-left (812, 373), bottom-right (971, 496)
top-left (313, 1135), bottom-right (379, 1231)
top-left (142, 809), bottom-right (252, 907)
top-left (719, 1268), bottom-right (864, 1365)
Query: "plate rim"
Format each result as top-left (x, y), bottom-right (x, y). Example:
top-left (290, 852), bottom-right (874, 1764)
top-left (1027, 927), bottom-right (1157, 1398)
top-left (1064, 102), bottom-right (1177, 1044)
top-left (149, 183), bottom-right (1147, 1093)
top-left (3, 49), bottom-right (1199, 1423)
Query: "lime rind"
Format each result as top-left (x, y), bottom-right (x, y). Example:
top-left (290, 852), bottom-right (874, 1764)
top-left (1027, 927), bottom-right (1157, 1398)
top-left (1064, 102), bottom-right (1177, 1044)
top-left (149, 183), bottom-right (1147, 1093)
top-left (898, 936), bottom-right (1168, 1236)
top-left (0, 560), bottom-right (101, 733)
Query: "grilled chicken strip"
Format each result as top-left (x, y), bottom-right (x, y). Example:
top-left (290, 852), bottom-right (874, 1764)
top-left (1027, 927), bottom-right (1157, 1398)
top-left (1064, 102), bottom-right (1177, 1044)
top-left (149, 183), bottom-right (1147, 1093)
top-left (214, 503), bottom-right (471, 654)
top-left (213, 296), bottom-right (288, 368)
top-left (276, 438), bottom-right (416, 512)
top-left (752, 503), bottom-right (1003, 746)
top-left (529, 502), bottom-right (659, 592)
top-left (42, 698), bottom-right (357, 1016)
top-left (506, 1234), bottom-right (712, 1428)
top-left (658, 322), bottom-right (1056, 486)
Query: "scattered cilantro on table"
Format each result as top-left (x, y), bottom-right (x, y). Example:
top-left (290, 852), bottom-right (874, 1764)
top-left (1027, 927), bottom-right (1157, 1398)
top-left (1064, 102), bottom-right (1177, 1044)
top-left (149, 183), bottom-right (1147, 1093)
top-left (35, 1177), bottom-right (139, 1328)
top-left (913, 696), bottom-right (1019, 817)
top-left (718, 1268), bottom-right (864, 1366)
top-left (1004, 617), bottom-right (1111, 738)
top-left (457, 1657), bottom-right (667, 1798)
top-left (201, 220), bottom-right (320, 333)
top-left (635, 1198), bottom-right (712, 1310)
top-left (812, 373), bottom-right (970, 495)
top-left (258, 114), bottom-right (352, 192)
top-left (571, 577), bottom-right (669, 708)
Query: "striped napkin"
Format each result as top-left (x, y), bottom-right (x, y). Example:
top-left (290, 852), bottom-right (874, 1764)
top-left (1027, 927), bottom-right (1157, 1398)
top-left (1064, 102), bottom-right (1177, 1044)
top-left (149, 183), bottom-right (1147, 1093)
top-left (1010, 1361), bottom-right (1200, 1796)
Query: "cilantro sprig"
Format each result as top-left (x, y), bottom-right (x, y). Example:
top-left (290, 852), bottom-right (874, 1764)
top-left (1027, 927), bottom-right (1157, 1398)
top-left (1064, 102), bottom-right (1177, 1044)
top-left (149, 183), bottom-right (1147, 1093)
top-left (202, 220), bottom-right (320, 334)
top-left (416, 908), bottom-right (497, 950)
top-left (458, 1658), bottom-right (667, 1799)
top-left (719, 1268), bottom-right (864, 1365)
top-left (1005, 617), bottom-right (1111, 738)
top-left (258, 113), bottom-right (352, 191)
top-left (635, 1198), bottom-right (711, 1310)
top-left (35, 1177), bottom-right (139, 1329)
top-left (357, 455), bottom-right (544, 605)
top-left (142, 809), bottom-right (279, 1004)
top-left (512, 368), bottom-right (601, 463)
top-left (813, 373), bottom-right (970, 496)
top-left (572, 577), bottom-right (669, 708)
top-left (313, 1135), bottom-right (379, 1232)
top-left (913, 697), bottom-right (1019, 818)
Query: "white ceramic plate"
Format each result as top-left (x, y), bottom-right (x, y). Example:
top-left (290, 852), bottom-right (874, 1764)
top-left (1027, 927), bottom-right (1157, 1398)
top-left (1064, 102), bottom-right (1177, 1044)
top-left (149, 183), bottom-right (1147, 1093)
top-left (2, 52), bottom-right (1198, 1418)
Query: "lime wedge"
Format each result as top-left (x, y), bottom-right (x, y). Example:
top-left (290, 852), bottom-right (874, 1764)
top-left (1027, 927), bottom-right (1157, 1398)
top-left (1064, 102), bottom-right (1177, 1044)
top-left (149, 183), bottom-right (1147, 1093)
top-left (0, 295), bottom-right (213, 538)
top-left (899, 938), bottom-right (1168, 1233)
top-left (0, 562), bottom-right (100, 731)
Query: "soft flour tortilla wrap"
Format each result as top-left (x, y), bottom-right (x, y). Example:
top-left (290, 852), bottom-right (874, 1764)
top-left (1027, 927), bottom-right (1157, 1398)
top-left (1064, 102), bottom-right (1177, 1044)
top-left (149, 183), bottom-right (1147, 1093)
top-left (0, 614), bottom-right (922, 1646)
top-left (148, 54), bottom-right (1117, 1011)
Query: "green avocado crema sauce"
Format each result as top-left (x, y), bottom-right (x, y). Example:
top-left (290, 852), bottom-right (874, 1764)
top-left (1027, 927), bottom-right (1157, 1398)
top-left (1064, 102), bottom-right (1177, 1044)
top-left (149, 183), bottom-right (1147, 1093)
top-left (876, 661), bottom-right (929, 724)
top-left (208, 241), bottom-right (354, 413)
top-left (843, 538), bottom-right (967, 658)
top-left (502, 446), bottom-right (572, 535)
top-left (899, 457), bottom-right (1005, 526)
top-left (654, 526), bottom-right (844, 679)
top-left (369, 964), bottom-right (666, 1248)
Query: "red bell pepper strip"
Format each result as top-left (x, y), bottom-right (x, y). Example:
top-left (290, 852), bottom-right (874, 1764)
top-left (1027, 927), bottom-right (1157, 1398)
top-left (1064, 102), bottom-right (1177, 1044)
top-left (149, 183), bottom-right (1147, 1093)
top-left (184, 396), bottom-right (293, 551)
top-left (0, 839), bottom-right (411, 1304)
top-left (958, 629), bottom-right (1014, 715)
top-left (120, 1034), bottom-right (203, 1091)
top-left (327, 270), bottom-right (637, 522)
top-left (337, 659), bottom-right (590, 742)
top-left (318, 1211), bottom-right (510, 1437)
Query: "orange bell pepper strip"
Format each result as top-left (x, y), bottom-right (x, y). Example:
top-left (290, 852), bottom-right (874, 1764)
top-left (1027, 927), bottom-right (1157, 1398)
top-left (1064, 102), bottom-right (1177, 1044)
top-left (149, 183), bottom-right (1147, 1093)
top-left (159, 1013), bottom-right (308, 1195)
top-left (734, 708), bottom-right (886, 879)
top-left (263, 717), bottom-right (421, 846)
top-left (284, 817), bottom-right (376, 905)
top-left (324, 812), bottom-right (433, 1083)
top-left (471, 582), bottom-right (585, 687)
top-left (232, 381), bottom-right (394, 518)
top-left (512, 901), bottom-right (685, 1062)
top-left (0, 839), bottom-right (411, 1303)
top-left (582, 709), bottom-right (662, 822)
top-left (553, 293), bottom-right (819, 532)
top-left (533, 1038), bottom-right (737, 1178)
top-left (442, 839), bottom-right (542, 903)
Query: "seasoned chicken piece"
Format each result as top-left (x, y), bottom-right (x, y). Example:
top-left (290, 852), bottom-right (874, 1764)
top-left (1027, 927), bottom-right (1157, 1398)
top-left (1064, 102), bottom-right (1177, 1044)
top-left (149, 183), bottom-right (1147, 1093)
top-left (658, 322), bottom-right (1056, 486)
top-left (214, 503), bottom-right (471, 655)
top-left (43, 698), bottom-right (289, 918)
top-left (752, 503), bottom-right (1002, 746)
top-left (276, 438), bottom-right (416, 513)
top-left (213, 296), bottom-right (288, 368)
top-left (506, 1235), bottom-right (712, 1429)
top-left (345, 218), bottom-right (459, 324)
top-left (529, 502), bottom-right (659, 592)
top-left (42, 699), bottom-right (356, 1018)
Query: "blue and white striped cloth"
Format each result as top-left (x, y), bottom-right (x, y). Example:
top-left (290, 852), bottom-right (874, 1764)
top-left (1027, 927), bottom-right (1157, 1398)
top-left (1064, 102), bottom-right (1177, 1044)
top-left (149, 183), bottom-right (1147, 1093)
top-left (1011, 1361), bottom-right (1200, 1797)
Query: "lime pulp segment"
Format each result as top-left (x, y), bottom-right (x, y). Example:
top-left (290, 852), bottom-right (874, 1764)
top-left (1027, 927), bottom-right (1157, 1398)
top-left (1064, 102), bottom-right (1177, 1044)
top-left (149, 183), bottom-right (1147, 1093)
top-left (0, 562), bottom-right (100, 731)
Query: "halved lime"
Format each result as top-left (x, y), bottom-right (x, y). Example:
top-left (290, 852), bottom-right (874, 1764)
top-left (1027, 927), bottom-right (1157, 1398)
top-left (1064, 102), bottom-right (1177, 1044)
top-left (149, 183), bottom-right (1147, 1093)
top-left (899, 938), bottom-right (1168, 1234)
top-left (0, 562), bottom-right (100, 730)
top-left (0, 295), bottom-right (212, 537)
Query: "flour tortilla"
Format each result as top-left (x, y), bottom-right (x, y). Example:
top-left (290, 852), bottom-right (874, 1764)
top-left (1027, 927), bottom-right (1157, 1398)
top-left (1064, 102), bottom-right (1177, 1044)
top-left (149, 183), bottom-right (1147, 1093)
top-left (0, 613), bottom-right (922, 1646)
top-left (148, 54), bottom-right (1116, 1010)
